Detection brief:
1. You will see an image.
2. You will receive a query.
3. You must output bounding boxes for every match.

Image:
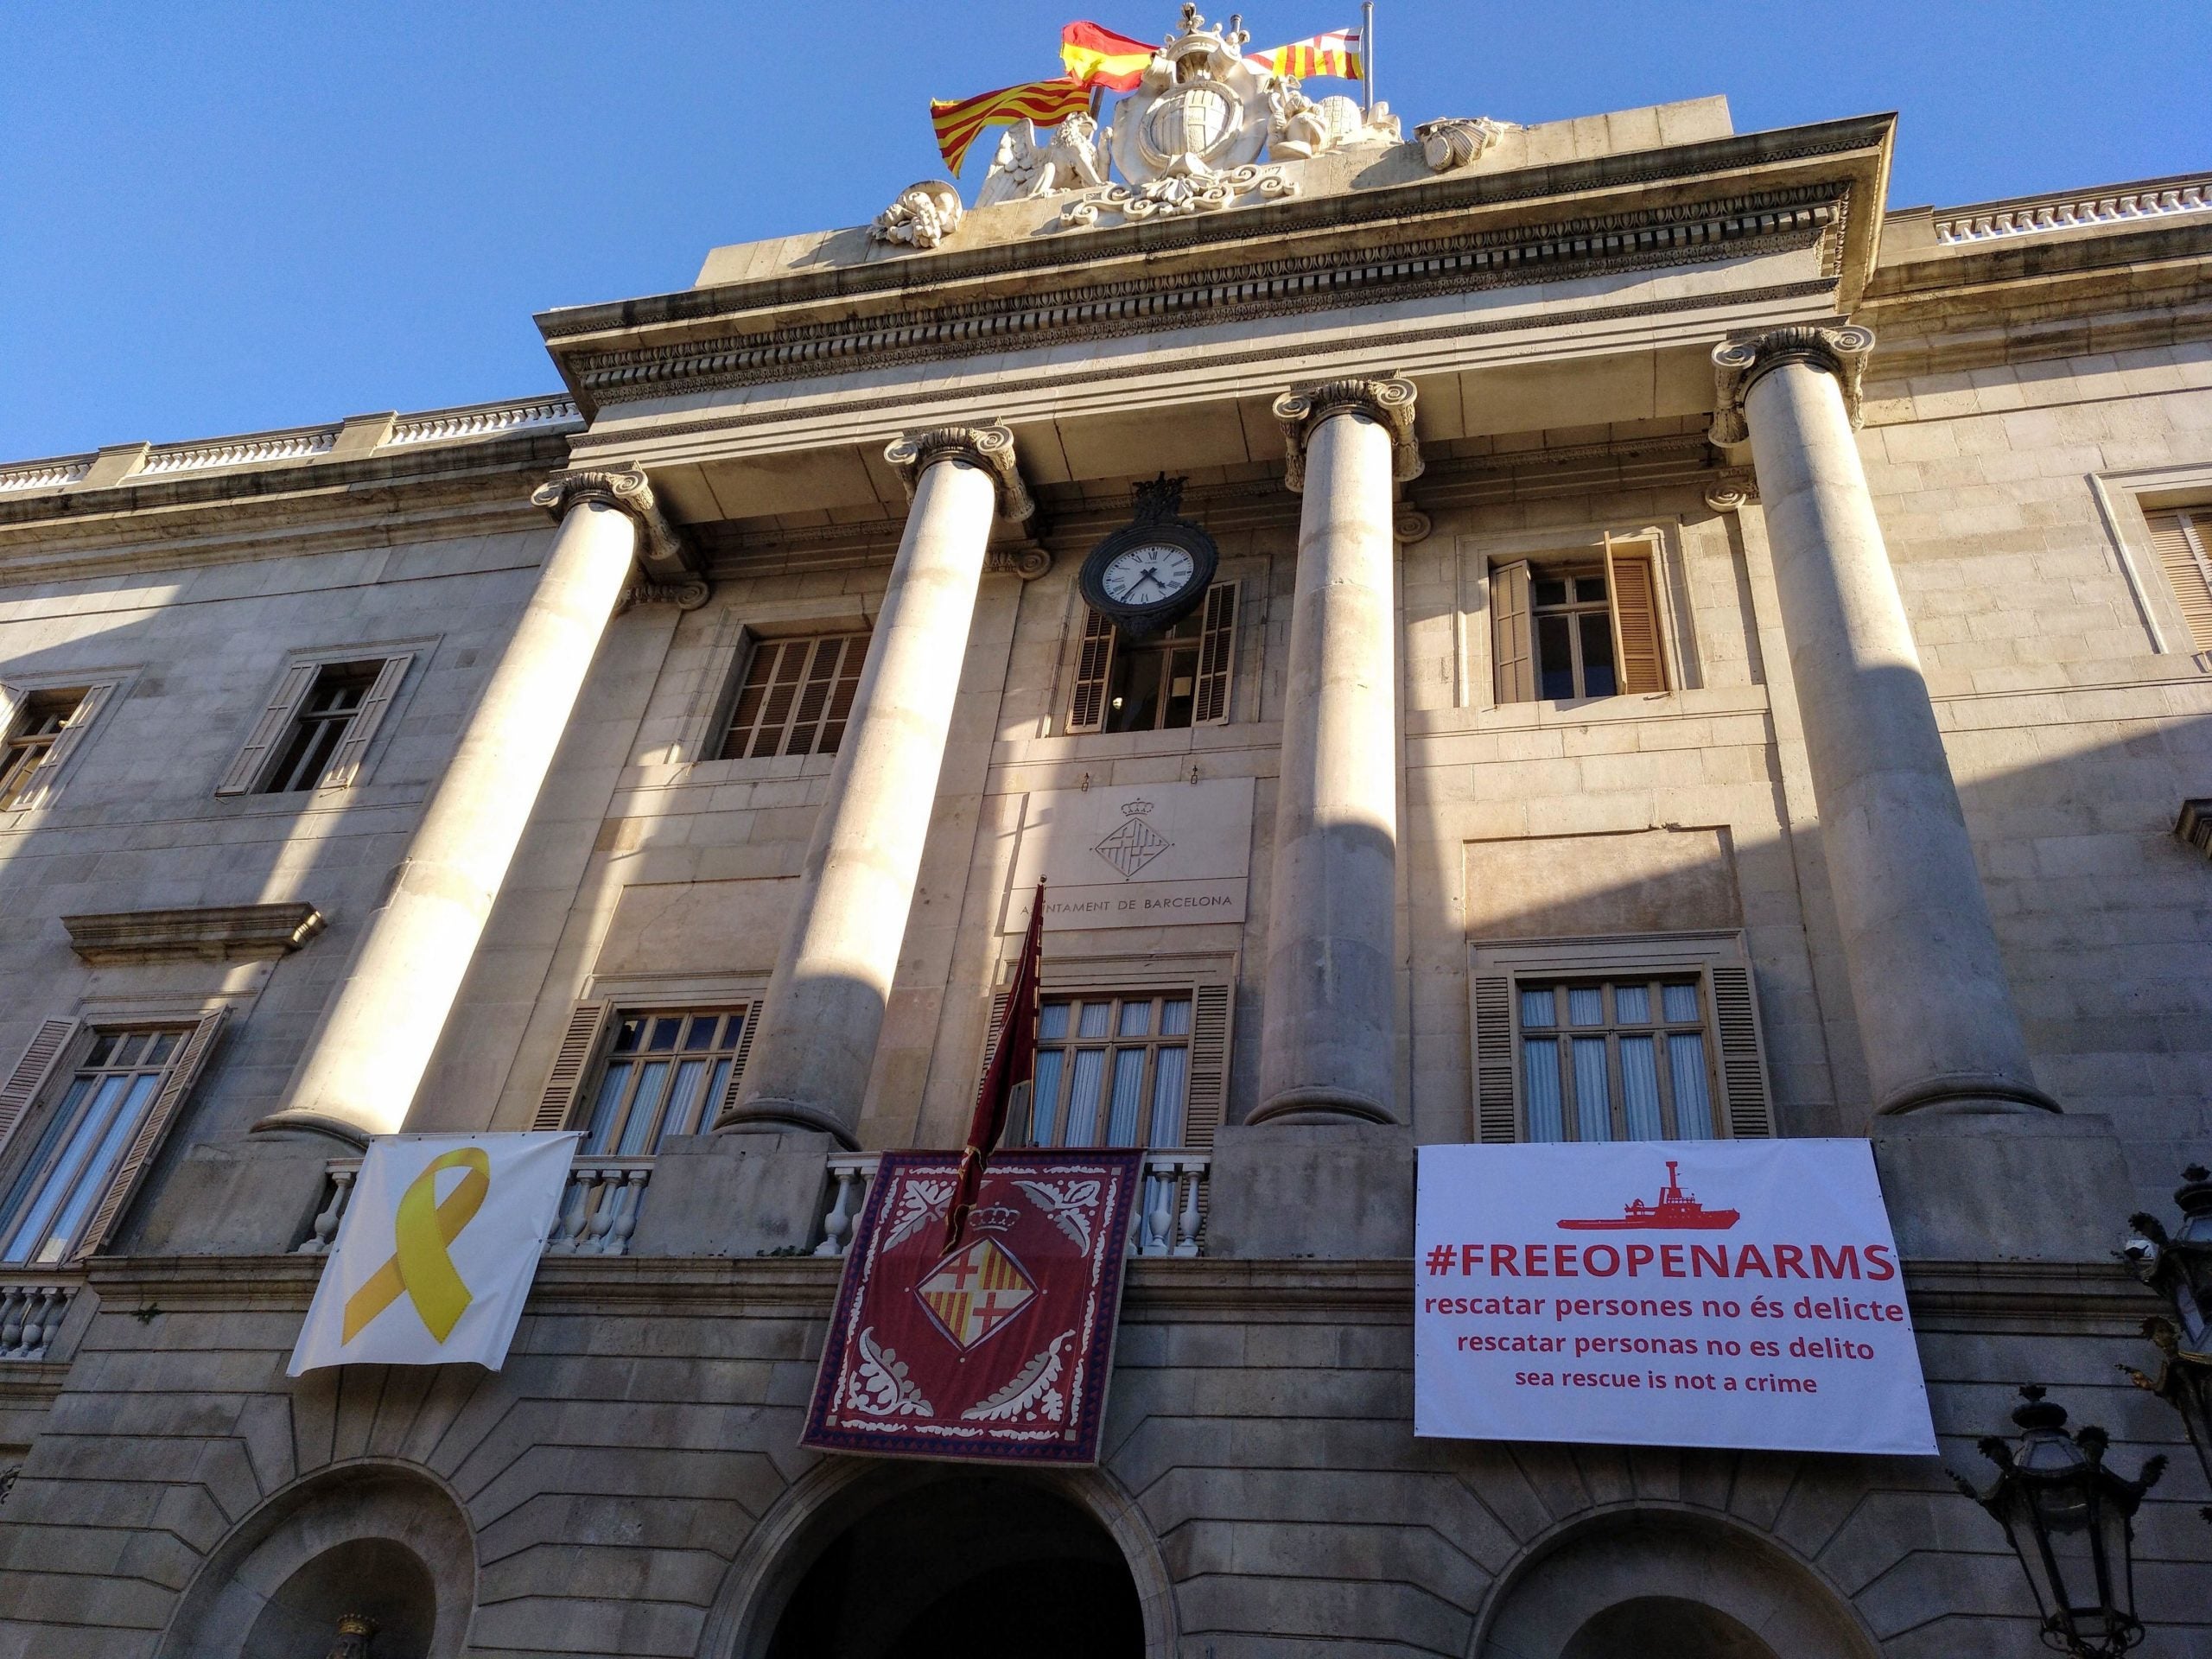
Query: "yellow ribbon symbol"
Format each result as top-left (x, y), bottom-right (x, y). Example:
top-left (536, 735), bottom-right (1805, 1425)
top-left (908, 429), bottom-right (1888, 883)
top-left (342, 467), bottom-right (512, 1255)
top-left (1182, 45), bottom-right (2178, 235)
top-left (341, 1147), bottom-right (491, 1344)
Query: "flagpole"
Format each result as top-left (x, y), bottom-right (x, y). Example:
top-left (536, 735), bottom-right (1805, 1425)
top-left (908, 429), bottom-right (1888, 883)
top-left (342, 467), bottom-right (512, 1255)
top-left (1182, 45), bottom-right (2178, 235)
top-left (1362, 0), bottom-right (1376, 118)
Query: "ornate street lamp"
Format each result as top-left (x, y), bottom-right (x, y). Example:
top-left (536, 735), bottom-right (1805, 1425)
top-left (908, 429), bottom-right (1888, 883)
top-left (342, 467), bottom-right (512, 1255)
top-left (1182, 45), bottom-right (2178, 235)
top-left (2119, 1163), bottom-right (2212, 1520)
top-left (1953, 1387), bottom-right (2164, 1657)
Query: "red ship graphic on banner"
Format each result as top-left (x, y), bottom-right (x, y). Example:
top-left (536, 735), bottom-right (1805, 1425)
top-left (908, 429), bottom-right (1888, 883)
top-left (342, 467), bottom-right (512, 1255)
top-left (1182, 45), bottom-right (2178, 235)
top-left (1555, 1160), bottom-right (1741, 1230)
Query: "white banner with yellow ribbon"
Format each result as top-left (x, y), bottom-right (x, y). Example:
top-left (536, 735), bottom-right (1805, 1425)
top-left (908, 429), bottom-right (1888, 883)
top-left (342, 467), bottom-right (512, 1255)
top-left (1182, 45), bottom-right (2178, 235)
top-left (288, 1132), bottom-right (578, 1376)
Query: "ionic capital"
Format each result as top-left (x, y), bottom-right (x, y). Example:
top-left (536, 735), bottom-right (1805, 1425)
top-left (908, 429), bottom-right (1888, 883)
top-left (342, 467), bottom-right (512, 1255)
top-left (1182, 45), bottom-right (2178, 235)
top-left (1272, 377), bottom-right (1423, 493)
top-left (1709, 323), bottom-right (1876, 447)
top-left (531, 466), bottom-right (697, 579)
top-left (883, 424), bottom-right (1034, 523)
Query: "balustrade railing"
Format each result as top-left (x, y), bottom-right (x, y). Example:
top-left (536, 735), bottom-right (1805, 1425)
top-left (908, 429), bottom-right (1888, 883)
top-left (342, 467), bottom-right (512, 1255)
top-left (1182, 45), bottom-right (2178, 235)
top-left (812, 1151), bottom-right (1209, 1258)
top-left (298, 1156), bottom-right (655, 1258)
top-left (0, 1279), bottom-right (76, 1361)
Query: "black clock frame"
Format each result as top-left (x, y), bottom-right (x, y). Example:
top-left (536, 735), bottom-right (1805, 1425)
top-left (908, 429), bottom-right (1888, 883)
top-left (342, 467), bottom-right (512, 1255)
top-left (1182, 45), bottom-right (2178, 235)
top-left (1077, 518), bottom-right (1219, 639)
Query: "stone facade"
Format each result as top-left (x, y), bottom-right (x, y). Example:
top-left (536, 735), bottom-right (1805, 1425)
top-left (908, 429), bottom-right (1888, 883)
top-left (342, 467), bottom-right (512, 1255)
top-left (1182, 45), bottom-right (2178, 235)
top-left (0, 66), bottom-right (2207, 1659)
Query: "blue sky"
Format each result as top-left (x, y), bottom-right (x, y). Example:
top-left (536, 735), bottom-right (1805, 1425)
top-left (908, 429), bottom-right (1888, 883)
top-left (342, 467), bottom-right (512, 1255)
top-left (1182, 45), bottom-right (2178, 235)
top-left (4, 1), bottom-right (2207, 461)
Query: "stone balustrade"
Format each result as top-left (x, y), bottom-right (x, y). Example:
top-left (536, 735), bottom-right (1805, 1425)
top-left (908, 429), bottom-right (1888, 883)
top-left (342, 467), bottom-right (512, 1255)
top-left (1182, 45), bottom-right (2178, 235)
top-left (298, 1155), bottom-right (656, 1259)
top-left (0, 1280), bottom-right (76, 1361)
top-left (813, 1151), bottom-right (1211, 1258)
top-left (1935, 176), bottom-right (2211, 244)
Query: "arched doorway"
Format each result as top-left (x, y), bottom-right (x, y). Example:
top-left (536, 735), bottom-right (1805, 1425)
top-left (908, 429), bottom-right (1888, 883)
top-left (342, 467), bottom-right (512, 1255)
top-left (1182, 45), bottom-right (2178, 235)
top-left (1561, 1595), bottom-right (1780, 1659)
top-left (760, 1473), bottom-right (1147, 1659)
top-left (158, 1465), bottom-right (474, 1659)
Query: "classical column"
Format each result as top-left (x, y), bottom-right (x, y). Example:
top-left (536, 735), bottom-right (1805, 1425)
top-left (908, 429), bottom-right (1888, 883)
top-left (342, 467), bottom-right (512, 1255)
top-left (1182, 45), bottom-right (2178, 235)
top-left (1714, 326), bottom-right (2056, 1117)
top-left (1253, 379), bottom-right (1421, 1124)
top-left (719, 427), bottom-right (1029, 1146)
top-left (258, 470), bottom-right (676, 1143)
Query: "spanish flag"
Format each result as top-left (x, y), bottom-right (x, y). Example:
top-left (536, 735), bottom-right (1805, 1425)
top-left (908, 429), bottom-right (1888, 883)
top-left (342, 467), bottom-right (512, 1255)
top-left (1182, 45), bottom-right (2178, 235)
top-left (1249, 27), bottom-right (1365, 81)
top-left (931, 76), bottom-right (1094, 175)
top-left (1060, 20), bottom-right (1156, 92)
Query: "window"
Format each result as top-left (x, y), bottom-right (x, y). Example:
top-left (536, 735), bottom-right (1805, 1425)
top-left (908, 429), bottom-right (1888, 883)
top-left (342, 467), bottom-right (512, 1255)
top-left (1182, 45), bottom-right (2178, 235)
top-left (1024, 993), bottom-right (1194, 1149)
top-left (0, 694), bottom-right (80, 809)
top-left (2146, 507), bottom-right (2212, 651)
top-left (218, 654), bottom-right (411, 796)
top-left (720, 632), bottom-right (868, 760)
top-left (575, 1007), bottom-right (749, 1155)
top-left (1068, 583), bottom-right (1237, 734)
top-left (1471, 934), bottom-right (1774, 1144)
top-left (0, 683), bottom-right (116, 810)
top-left (1517, 978), bottom-right (1716, 1142)
top-left (1493, 537), bottom-right (1665, 704)
top-left (0, 1013), bottom-right (226, 1267)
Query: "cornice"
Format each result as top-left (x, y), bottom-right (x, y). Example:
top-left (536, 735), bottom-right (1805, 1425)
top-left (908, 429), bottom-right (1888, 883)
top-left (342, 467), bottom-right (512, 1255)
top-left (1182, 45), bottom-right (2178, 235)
top-left (74, 1252), bottom-right (2154, 1333)
top-left (560, 188), bottom-right (1845, 410)
top-left (538, 113), bottom-right (1892, 353)
top-left (566, 276), bottom-right (1841, 467)
top-left (62, 902), bottom-right (325, 964)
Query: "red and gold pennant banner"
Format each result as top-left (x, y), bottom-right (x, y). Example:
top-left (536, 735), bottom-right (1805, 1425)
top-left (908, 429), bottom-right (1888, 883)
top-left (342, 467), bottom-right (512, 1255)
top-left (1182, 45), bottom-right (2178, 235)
top-left (802, 1148), bottom-right (1143, 1464)
top-left (930, 76), bottom-right (1093, 175)
top-left (1249, 27), bottom-right (1365, 81)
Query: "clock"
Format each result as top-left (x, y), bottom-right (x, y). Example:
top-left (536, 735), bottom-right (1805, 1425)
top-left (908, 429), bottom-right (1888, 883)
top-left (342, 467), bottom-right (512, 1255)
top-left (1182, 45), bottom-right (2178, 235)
top-left (1077, 477), bottom-right (1218, 638)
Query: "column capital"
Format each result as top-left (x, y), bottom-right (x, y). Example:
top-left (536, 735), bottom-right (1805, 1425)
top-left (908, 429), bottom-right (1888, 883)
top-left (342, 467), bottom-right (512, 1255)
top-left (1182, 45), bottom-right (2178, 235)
top-left (1272, 377), bottom-right (1423, 493)
top-left (531, 466), bottom-right (698, 579)
top-left (1709, 323), bottom-right (1876, 446)
top-left (883, 424), bottom-right (1034, 523)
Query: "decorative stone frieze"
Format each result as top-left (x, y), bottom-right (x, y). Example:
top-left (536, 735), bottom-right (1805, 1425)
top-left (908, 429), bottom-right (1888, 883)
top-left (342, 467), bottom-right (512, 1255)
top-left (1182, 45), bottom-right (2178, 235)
top-left (1058, 161), bottom-right (1297, 228)
top-left (883, 424), bottom-right (1034, 522)
top-left (1414, 116), bottom-right (1511, 173)
top-left (1709, 322), bottom-right (1875, 447)
top-left (60, 903), bottom-right (326, 964)
top-left (531, 466), bottom-right (696, 578)
top-left (868, 180), bottom-right (964, 251)
top-left (1273, 378), bottom-right (1422, 492)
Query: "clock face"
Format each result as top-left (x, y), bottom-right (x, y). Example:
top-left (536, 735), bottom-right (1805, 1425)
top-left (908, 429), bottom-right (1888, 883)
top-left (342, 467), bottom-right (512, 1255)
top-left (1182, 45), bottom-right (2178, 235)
top-left (1098, 543), bottom-right (1198, 607)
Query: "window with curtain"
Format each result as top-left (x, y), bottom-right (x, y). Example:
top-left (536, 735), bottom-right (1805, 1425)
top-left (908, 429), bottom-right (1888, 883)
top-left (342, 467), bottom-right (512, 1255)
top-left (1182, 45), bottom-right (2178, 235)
top-left (577, 1007), bottom-right (748, 1155)
top-left (0, 1028), bottom-right (188, 1265)
top-left (1516, 977), bottom-right (1717, 1143)
top-left (1022, 993), bottom-right (1193, 1150)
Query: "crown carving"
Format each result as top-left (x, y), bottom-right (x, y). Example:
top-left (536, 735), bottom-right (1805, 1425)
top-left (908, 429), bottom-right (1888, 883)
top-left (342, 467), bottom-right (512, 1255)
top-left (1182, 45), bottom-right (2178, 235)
top-left (969, 1204), bottom-right (1021, 1234)
top-left (1121, 798), bottom-right (1156, 817)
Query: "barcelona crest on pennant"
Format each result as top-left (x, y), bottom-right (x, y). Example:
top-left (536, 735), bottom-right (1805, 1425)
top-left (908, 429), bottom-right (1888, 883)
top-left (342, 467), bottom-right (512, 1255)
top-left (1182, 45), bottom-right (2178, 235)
top-left (802, 1149), bottom-right (1143, 1464)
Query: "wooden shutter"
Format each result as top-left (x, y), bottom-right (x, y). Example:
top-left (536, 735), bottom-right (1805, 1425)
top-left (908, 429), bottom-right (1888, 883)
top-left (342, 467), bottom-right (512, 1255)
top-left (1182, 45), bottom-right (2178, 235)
top-left (1192, 583), bottom-right (1238, 726)
top-left (1605, 537), bottom-right (1668, 694)
top-left (1708, 964), bottom-right (1775, 1138)
top-left (13, 682), bottom-right (116, 809)
top-left (73, 1008), bottom-right (228, 1261)
top-left (0, 1020), bottom-right (83, 1163)
top-left (1066, 608), bottom-right (1117, 733)
top-left (1472, 976), bottom-right (1519, 1142)
top-left (0, 683), bottom-right (19, 743)
top-left (318, 654), bottom-right (411, 790)
top-left (217, 662), bottom-right (318, 795)
top-left (1490, 561), bottom-right (1535, 705)
top-left (1181, 982), bottom-right (1231, 1153)
top-left (2148, 510), bottom-right (2212, 651)
top-left (713, 1002), bottom-right (760, 1125)
top-left (533, 1001), bottom-right (613, 1131)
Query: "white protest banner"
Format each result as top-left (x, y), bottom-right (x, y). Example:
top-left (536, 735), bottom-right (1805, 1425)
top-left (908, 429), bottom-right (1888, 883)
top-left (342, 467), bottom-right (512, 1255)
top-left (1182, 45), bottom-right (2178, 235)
top-left (289, 1133), bottom-right (578, 1376)
top-left (1415, 1141), bottom-right (1936, 1456)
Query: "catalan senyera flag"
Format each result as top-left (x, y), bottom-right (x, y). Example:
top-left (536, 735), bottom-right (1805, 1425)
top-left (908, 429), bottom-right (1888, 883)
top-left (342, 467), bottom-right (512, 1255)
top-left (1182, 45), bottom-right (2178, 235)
top-left (930, 76), bottom-right (1093, 175)
top-left (1060, 20), bottom-right (1156, 92)
top-left (1249, 27), bottom-right (1365, 81)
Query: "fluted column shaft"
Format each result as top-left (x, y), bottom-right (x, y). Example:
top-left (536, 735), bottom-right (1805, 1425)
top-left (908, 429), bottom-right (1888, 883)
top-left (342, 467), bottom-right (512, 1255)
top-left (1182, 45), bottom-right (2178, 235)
top-left (1254, 381), bottom-right (1419, 1124)
top-left (1725, 328), bottom-right (2054, 1117)
top-left (262, 475), bottom-right (653, 1142)
top-left (721, 428), bottom-right (1025, 1145)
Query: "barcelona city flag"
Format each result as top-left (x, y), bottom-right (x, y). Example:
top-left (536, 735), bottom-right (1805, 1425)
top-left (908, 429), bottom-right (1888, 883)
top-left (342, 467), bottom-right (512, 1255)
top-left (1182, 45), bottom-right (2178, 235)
top-left (930, 76), bottom-right (1093, 175)
top-left (1060, 20), bottom-right (1157, 92)
top-left (1249, 27), bottom-right (1365, 81)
